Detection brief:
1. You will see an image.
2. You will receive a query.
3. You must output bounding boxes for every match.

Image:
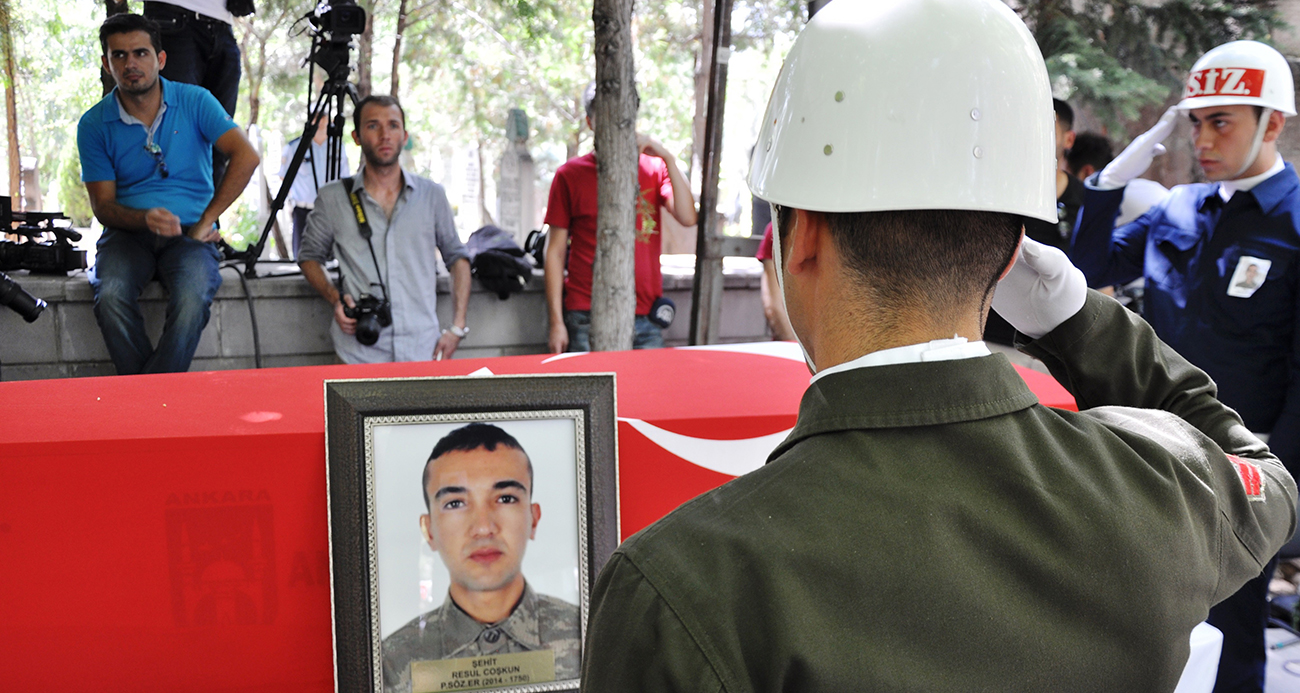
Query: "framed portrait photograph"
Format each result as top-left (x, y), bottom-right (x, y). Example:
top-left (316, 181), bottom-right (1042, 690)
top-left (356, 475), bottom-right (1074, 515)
top-left (324, 374), bottom-right (619, 693)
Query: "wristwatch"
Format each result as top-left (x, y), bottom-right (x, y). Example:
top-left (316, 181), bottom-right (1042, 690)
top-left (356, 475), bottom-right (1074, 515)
top-left (444, 324), bottom-right (469, 338)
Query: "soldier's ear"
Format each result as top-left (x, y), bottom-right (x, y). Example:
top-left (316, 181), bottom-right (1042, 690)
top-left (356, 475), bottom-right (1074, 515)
top-left (419, 513), bottom-right (439, 551)
top-left (1264, 110), bottom-right (1286, 143)
top-left (529, 504), bottom-right (541, 540)
top-left (999, 230), bottom-right (1025, 282)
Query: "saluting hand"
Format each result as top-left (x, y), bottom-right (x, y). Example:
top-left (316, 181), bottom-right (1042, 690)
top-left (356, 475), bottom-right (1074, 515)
top-left (990, 238), bottom-right (1088, 339)
top-left (1097, 106), bottom-right (1179, 190)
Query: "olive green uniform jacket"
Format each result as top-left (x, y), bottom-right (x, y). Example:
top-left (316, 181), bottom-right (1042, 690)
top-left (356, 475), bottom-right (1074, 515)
top-left (383, 583), bottom-right (580, 693)
top-left (581, 292), bottom-right (1297, 692)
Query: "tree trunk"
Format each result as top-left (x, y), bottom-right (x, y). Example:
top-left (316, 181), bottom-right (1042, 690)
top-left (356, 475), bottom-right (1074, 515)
top-left (590, 0), bottom-right (639, 351)
top-left (391, 0), bottom-right (409, 97)
top-left (1, 0), bottom-right (19, 205)
top-left (690, 0), bottom-right (713, 184)
top-left (252, 37), bottom-right (265, 126)
top-left (235, 20), bottom-right (263, 126)
top-left (357, 2), bottom-right (375, 97)
top-left (687, 0), bottom-right (734, 345)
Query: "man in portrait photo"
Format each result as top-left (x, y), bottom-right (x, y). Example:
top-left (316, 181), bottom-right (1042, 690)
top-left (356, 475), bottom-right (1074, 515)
top-left (381, 423), bottom-right (580, 693)
top-left (1237, 263), bottom-right (1262, 290)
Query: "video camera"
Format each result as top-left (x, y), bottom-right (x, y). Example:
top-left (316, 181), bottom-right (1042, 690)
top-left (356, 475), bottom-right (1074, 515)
top-left (310, 0), bottom-right (367, 38)
top-left (306, 0), bottom-right (368, 81)
top-left (0, 196), bottom-right (87, 275)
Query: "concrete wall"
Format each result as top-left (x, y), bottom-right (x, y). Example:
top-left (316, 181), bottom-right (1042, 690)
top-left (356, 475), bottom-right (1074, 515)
top-left (0, 260), bottom-right (771, 381)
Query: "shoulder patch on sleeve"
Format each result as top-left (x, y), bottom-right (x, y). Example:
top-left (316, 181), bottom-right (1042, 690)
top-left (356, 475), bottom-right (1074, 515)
top-left (1228, 455), bottom-right (1265, 501)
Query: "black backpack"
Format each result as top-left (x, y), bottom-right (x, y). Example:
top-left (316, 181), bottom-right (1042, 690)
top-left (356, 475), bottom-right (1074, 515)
top-left (465, 226), bottom-right (533, 300)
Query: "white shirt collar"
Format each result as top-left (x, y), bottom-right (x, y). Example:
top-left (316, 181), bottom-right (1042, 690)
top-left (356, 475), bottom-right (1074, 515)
top-left (115, 85), bottom-right (169, 145)
top-left (1220, 154), bottom-right (1284, 202)
top-left (809, 338), bottom-right (991, 384)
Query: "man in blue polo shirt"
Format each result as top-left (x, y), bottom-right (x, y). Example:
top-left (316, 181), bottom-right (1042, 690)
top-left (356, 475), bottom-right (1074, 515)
top-left (1071, 40), bottom-right (1300, 693)
top-left (78, 13), bottom-right (259, 375)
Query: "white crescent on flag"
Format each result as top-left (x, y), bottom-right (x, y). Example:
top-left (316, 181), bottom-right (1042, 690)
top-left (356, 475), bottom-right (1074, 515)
top-left (676, 341), bottom-right (807, 363)
top-left (619, 417), bottom-right (793, 477)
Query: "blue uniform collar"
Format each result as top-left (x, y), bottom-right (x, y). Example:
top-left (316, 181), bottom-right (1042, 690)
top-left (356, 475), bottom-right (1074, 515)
top-left (102, 76), bottom-right (174, 123)
top-left (1198, 161), bottom-right (1298, 215)
top-left (1245, 161), bottom-right (1298, 215)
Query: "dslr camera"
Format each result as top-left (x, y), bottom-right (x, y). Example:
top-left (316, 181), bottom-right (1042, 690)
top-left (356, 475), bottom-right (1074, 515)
top-left (343, 293), bottom-right (391, 346)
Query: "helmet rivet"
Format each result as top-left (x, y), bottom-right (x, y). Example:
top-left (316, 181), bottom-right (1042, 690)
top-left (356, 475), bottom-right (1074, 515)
top-left (835, 91), bottom-right (845, 102)
top-left (970, 108), bottom-right (980, 121)
top-left (824, 144), bottom-right (833, 156)
top-left (766, 138), bottom-right (772, 152)
top-left (973, 146), bottom-right (983, 159)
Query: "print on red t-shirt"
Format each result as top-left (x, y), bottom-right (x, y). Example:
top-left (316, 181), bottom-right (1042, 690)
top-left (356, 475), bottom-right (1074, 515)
top-left (544, 152), bottom-right (675, 315)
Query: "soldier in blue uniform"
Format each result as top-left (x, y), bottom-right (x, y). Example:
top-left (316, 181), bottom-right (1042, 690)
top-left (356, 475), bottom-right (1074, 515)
top-left (1071, 40), bottom-right (1300, 693)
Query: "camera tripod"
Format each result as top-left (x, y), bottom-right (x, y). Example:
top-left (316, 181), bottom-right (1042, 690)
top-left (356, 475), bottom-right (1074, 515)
top-left (221, 26), bottom-right (360, 278)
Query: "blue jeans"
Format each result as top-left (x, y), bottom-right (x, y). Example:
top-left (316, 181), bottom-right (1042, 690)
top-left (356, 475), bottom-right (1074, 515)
top-left (564, 311), bottom-right (664, 351)
top-left (90, 228), bottom-right (223, 375)
top-left (144, 1), bottom-right (241, 185)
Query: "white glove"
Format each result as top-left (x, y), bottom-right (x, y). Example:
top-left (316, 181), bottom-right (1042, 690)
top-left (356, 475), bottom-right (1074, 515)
top-left (1095, 106), bottom-right (1179, 190)
top-left (991, 237), bottom-right (1088, 339)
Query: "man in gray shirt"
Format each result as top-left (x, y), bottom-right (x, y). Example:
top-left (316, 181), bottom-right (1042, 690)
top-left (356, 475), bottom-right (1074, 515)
top-left (299, 95), bottom-right (471, 364)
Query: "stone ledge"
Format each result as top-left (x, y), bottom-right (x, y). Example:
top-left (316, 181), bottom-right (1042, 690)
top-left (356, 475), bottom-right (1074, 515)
top-left (1, 256), bottom-right (771, 381)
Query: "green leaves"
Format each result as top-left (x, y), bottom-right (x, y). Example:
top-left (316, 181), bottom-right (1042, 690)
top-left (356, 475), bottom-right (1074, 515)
top-left (1027, 0), bottom-right (1282, 135)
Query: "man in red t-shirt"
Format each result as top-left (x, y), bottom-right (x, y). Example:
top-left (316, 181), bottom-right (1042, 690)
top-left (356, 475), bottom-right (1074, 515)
top-left (543, 87), bottom-right (698, 352)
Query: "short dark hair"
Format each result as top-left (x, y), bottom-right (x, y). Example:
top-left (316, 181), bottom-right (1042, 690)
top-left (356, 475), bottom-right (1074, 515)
top-left (1053, 98), bottom-right (1074, 131)
top-left (353, 94), bottom-right (407, 133)
top-left (583, 82), bottom-right (597, 118)
top-left (775, 206), bottom-right (1022, 318)
top-left (1065, 132), bottom-right (1113, 176)
top-left (99, 13), bottom-right (162, 57)
top-left (422, 423), bottom-right (533, 510)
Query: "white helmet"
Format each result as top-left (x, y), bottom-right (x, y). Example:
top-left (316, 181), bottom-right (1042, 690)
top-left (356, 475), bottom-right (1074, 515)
top-left (747, 0), bottom-right (1056, 223)
top-left (1177, 40), bottom-right (1296, 116)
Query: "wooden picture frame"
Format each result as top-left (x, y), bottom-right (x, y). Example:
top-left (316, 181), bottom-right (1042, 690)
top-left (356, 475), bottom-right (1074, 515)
top-left (324, 374), bottom-right (619, 693)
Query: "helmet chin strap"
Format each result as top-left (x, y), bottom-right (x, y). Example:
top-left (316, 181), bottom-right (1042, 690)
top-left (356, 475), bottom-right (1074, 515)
top-left (770, 204), bottom-right (817, 374)
top-left (1231, 107), bottom-right (1275, 180)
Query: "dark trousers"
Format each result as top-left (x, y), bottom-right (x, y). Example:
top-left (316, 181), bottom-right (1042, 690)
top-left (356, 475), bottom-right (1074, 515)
top-left (143, 1), bottom-right (241, 186)
top-left (1208, 555), bottom-right (1279, 693)
top-left (291, 206), bottom-right (310, 260)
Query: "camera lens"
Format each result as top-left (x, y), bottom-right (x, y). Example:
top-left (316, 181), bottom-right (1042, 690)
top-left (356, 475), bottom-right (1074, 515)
top-left (0, 272), bottom-right (46, 323)
top-left (355, 313), bottom-right (382, 346)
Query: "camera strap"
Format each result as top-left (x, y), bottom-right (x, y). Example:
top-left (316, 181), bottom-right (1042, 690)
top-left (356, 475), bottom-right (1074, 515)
top-left (340, 177), bottom-right (389, 302)
top-left (341, 177), bottom-right (372, 240)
